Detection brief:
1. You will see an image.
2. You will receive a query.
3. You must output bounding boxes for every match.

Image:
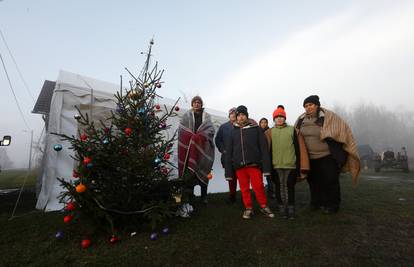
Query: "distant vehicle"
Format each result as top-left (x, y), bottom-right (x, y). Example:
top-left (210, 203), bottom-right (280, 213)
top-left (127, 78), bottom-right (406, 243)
top-left (373, 147), bottom-right (409, 173)
top-left (0, 135), bottom-right (11, 146)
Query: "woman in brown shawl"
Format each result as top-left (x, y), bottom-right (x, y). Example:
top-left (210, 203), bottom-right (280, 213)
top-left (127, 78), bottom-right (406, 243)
top-left (295, 95), bottom-right (360, 214)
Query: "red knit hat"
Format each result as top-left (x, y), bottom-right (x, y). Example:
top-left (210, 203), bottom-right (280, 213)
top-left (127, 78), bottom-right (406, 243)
top-left (273, 107), bottom-right (286, 120)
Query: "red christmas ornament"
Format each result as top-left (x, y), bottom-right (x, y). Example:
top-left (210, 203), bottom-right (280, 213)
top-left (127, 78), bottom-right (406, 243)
top-left (175, 106), bottom-right (180, 112)
top-left (72, 170), bottom-right (79, 178)
top-left (155, 82), bottom-right (162, 88)
top-left (124, 127), bottom-right (132, 136)
top-left (80, 133), bottom-right (88, 141)
top-left (164, 153), bottom-right (171, 160)
top-left (63, 215), bottom-right (73, 224)
top-left (155, 104), bottom-right (161, 110)
top-left (109, 235), bottom-right (119, 244)
top-left (66, 202), bottom-right (76, 211)
top-left (81, 239), bottom-right (91, 249)
top-left (83, 157), bottom-right (91, 165)
top-left (161, 167), bottom-right (169, 175)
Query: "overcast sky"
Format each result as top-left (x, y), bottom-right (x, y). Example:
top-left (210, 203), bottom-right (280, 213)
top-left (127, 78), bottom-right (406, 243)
top-left (1, 0), bottom-right (413, 167)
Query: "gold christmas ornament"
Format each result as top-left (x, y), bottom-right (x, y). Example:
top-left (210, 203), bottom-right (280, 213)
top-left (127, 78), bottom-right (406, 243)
top-left (173, 193), bottom-right (182, 203)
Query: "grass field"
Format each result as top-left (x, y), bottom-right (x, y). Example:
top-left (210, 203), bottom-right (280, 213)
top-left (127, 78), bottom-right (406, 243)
top-left (1, 170), bottom-right (413, 266)
top-left (0, 168), bottom-right (38, 189)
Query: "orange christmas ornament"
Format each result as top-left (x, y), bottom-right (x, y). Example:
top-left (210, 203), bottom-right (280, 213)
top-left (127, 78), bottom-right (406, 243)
top-left (76, 183), bottom-right (86, 193)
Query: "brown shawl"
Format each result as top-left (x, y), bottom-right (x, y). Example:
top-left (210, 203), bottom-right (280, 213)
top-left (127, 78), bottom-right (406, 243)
top-left (296, 108), bottom-right (361, 185)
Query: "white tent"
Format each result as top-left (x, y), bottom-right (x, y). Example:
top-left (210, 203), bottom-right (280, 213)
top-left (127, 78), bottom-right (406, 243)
top-left (36, 70), bottom-right (228, 211)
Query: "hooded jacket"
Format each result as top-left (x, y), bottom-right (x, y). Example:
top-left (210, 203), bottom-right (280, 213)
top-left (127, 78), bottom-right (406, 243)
top-left (224, 120), bottom-right (271, 178)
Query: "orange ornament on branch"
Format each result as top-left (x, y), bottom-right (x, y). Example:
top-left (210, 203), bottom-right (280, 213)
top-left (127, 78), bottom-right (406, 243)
top-left (76, 183), bottom-right (86, 193)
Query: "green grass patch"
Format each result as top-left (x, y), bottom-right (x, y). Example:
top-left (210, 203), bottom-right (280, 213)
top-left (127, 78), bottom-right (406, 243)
top-left (1, 172), bottom-right (413, 266)
top-left (0, 169), bottom-right (38, 189)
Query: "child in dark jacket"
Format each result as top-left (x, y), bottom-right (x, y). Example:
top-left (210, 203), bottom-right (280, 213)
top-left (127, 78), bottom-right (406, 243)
top-left (225, 105), bottom-right (275, 219)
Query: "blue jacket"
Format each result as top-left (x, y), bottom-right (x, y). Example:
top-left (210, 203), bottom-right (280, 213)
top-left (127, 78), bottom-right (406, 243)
top-left (215, 121), bottom-right (233, 167)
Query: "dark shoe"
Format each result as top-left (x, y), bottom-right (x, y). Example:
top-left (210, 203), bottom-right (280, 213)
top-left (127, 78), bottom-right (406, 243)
top-left (309, 204), bottom-right (321, 211)
top-left (287, 206), bottom-right (295, 219)
top-left (278, 205), bottom-right (287, 218)
top-left (323, 207), bottom-right (339, 214)
top-left (201, 197), bottom-right (208, 204)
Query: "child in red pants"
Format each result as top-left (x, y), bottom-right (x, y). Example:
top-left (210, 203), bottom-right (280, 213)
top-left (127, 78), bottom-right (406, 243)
top-left (225, 105), bottom-right (274, 219)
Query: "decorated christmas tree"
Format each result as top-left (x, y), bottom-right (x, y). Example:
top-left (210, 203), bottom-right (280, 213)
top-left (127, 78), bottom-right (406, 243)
top-left (54, 39), bottom-right (181, 243)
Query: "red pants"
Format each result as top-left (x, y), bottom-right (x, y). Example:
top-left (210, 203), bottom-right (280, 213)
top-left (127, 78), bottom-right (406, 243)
top-left (229, 177), bottom-right (237, 197)
top-left (236, 166), bottom-right (267, 209)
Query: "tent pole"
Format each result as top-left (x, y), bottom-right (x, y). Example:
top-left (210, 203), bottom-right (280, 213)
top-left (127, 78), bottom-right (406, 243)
top-left (9, 129), bottom-right (33, 220)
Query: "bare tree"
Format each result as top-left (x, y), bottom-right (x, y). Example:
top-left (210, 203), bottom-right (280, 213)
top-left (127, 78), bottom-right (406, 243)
top-left (332, 103), bottom-right (414, 156)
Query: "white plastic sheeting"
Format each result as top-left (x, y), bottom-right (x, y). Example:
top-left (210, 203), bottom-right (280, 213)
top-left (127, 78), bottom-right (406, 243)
top-left (36, 70), bottom-right (228, 211)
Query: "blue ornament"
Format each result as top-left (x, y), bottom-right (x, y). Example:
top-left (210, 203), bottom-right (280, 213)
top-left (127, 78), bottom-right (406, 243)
top-left (154, 157), bottom-right (162, 165)
top-left (137, 107), bottom-right (145, 115)
top-left (55, 231), bottom-right (64, 239)
top-left (53, 144), bottom-right (63, 151)
top-left (86, 163), bottom-right (93, 168)
top-left (150, 232), bottom-right (158, 241)
top-left (162, 227), bottom-right (169, 235)
top-left (116, 105), bottom-right (123, 113)
top-left (103, 139), bottom-right (109, 145)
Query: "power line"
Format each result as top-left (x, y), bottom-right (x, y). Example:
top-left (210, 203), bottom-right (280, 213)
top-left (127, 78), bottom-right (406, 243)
top-left (0, 51), bottom-right (30, 130)
top-left (0, 29), bottom-right (35, 102)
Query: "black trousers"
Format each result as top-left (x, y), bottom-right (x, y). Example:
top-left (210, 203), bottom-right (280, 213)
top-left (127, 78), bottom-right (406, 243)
top-left (307, 155), bottom-right (341, 210)
top-left (182, 170), bottom-right (207, 202)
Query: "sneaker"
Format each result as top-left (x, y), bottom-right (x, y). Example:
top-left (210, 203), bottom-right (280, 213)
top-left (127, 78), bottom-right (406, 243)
top-left (242, 209), bottom-right (254, 219)
top-left (176, 206), bottom-right (190, 218)
top-left (287, 206), bottom-right (295, 219)
top-left (260, 206), bottom-right (275, 218)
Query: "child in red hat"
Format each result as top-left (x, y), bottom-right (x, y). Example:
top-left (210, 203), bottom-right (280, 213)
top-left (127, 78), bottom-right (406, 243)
top-left (265, 106), bottom-right (309, 218)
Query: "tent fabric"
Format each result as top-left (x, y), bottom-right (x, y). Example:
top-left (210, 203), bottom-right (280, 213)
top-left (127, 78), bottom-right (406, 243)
top-left (36, 70), bottom-right (227, 211)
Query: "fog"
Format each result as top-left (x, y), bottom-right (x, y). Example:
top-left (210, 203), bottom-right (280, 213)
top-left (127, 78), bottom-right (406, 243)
top-left (1, 1), bottom-right (413, 176)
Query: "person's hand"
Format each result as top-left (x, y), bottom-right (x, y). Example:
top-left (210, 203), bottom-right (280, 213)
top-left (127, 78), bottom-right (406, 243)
top-left (297, 173), bottom-right (307, 182)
